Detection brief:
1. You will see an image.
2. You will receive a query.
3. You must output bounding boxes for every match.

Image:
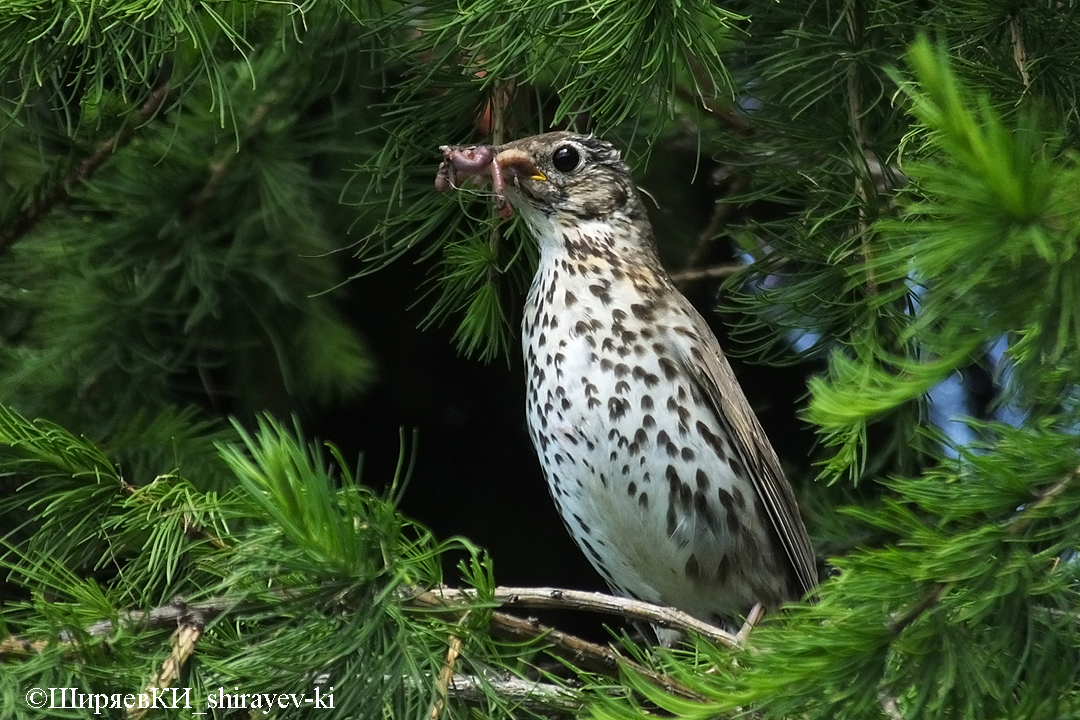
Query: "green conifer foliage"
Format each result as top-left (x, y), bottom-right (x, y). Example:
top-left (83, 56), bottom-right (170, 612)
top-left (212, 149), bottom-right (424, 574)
top-left (1, 2), bottom-right (376, 482)
top-left (2, 1), bottom-right (1079, 718)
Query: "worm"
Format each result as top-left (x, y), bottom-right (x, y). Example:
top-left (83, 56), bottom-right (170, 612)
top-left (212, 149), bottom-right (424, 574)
top-left (435, 144), bottom-right (513, 218)
top-left (435, 145), bottom-right (497, 191)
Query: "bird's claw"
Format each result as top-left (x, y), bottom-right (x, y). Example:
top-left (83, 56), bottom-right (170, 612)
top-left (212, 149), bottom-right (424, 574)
top-left (735, 603), bottom-right (766, 645)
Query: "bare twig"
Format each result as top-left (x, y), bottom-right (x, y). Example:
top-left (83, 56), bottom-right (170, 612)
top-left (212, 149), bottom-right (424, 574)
top-left (0, 82), bottom-right (171, 255)
top-left (670, 264), bottom-right (744, 284)
top-left (734, 603), bottom-right (765, 645)
top-left (428, 586), bottom-right (739, 648)
top-left (845, 3), bottom-right (878, 295)
top-left (443, 674), bottom-right (583, 714)
top-left (679, 175), bottom-right (750, 282)
top-left (0, 635), bottom-right (47, 656)
top-left (1009, 11), bottom-right (1031, 91)
top-left (89, 596), bottom-right (229, 639)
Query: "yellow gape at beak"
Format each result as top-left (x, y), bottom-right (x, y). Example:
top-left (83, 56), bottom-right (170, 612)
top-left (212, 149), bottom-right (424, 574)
top-left (495, 148), bottom-right (546, 182)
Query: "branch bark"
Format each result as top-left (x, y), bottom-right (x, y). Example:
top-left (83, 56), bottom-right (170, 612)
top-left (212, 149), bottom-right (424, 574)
top-left (441, 674), bottom-right (583, 714)
top-left (428, 585), bottom-right (739, 647)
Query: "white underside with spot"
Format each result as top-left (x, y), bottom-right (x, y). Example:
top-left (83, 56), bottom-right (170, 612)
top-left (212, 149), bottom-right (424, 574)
top-left (521, 225), bottom-right (786, 623)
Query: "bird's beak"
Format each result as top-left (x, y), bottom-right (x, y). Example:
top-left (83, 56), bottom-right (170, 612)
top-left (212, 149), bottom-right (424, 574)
top-left (494, 148), bottom-right (547, 183)
top-left (435, 143), bottom-right (544, 220)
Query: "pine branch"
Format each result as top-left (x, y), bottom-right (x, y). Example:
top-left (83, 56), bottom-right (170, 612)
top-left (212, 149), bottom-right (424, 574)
top-left (888, 465), bottom-right (1080, 635)
top-left (406, 588), bottom-right (707, 701)
top-left (0, 596), bottom-right (227, 656)
top-left (1006, 468), bottom-right (1077, 537)
top-left (2, 586), bottom-right (715, 703)
top-left (887, 583), bottom-right (945, 636)
top-left (182, 85), bottom-right (286, 223)
top-left (120, 478), bottom-right (229, 551)
top-left (844, 0), bottom-right (878, 295)
top-left (0, 81), bottom-right (171, 254)
top-left (673, 84), bottom-right (754, 134)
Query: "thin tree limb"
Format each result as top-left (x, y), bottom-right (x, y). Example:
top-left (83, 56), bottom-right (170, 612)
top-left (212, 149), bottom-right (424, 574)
top-left (0, 593), bottom-right (706, 706)
top-left (484, 608), bottom-right (707, 703)
top-left (428, 585), bottom-right (739, 647)
top-left (678, 175), bottom-right (749, 286)
top-left (2, 585), bottom-right (740, 653)
top-left (443, 674), bottom-right (584, 714)
top-left (2, 585), bottom-right (725, 703)
top-left (670, 264), bottom-right (743, 284)
top-left (734, 603), bottom-right (765, 645)
top-left (1009, 11), bottom-right (1031, 91)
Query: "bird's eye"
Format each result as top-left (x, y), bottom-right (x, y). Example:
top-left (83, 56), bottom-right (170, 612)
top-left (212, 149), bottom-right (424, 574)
top-left (552, 145), bottom-right (581, 173)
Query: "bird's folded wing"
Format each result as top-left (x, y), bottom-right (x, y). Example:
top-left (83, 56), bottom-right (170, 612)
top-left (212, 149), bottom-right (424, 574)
top-left (670, 311), bottom-right (818, 599)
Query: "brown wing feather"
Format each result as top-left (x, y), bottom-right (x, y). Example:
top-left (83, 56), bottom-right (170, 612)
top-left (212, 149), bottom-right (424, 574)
top-left (672, 304), bottom-right (818, 600)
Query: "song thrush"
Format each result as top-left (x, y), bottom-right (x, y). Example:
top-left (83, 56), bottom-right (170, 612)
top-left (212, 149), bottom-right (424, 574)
top-left (437, 132), bottom-right (816, 627)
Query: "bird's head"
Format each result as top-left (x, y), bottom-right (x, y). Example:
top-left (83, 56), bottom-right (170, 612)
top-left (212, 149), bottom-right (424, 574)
top-left (490, 132), bottom-right (646, 228)
top-left (438, 132), bottom-right (648, 235)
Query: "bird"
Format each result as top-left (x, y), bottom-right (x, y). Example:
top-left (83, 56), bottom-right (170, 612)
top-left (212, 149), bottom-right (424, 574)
top-left (436, 132), bottom-right (817, 631)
